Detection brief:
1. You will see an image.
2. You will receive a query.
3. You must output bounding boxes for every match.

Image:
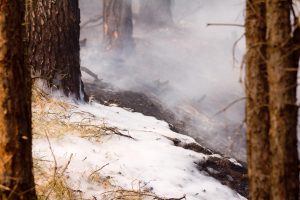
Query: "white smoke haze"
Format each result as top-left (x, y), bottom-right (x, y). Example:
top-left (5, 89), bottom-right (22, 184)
top-left (79, 0), bottom-right (246, 160)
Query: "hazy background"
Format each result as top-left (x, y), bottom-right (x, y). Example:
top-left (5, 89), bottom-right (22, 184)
top-left (79, 0), bottom-right (246, 161)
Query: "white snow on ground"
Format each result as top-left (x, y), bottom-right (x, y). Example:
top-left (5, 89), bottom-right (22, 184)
top-left (33, 94), bottom-right (246, 200)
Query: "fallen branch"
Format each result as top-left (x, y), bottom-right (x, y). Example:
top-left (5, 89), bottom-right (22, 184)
top-left (81, 66), bottom-right (99, 81)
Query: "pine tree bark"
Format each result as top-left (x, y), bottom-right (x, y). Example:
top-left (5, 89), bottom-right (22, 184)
top-left (0, 0), bottom-right (37, 199)
top-left (245, 0), bottom-right (270, 199)
top-left (103, 0), bottom-right (134, 54)
top-left (137, 0), bottom-right (173, 29)
top-left (27, 0), bottom-right (86, 100)
top-left (266, 0), bottom-right (299, 199)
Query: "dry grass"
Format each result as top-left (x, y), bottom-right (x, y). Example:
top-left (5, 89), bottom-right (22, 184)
top-left (99, 188), bottom-right (186, 200)
top-left (32, 85), bottom-right (185, 200)
top-left (33, 155), bottom-right (79, 200)
top-left (32, 86), bottom-right (106, 140)
top-left (32, 86), bottom-right (104, 200)
top-left (34, 156), bottom-right (155, 200)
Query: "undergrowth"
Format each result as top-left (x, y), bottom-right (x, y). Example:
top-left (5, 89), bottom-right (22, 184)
top-left (32, 84), bottom-right (185, 200)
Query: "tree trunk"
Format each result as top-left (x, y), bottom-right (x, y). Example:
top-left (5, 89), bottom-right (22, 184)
top-left (266, 0), bottom-right (299, 199)
top-left (27, 0), bottom-right (87, 101)
top-left (0, 0), bottom-right (37, 199)
top-left (245, 0), bottom-right (270, 199)
top-left (103, 0), bottom-right (134, 54)
top-left (137, 0), bottom-right (173, 29)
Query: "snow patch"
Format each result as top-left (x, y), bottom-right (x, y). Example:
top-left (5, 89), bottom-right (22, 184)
top-left (33, 99), bottom-right (246, 200)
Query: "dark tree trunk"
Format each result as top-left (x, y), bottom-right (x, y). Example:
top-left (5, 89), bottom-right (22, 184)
top-left (266, 0), bottom-right (299, 199)
top-left (27, 0), bottom-right (87, 101)
top-left (0, 0), bottom-right (37, 199)
top-left (137, 0), bottom-right (173, 28)
top-left (245, 0), bottom-right (270, 199)
top-left (103, 0), bottom-right (134, 55)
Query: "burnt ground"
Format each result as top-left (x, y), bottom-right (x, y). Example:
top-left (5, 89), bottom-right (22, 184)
top-left (196, 156), bottom-right (248, 197)
top-left (84, 80), bottom-right (186, 134)
top-left (84, 79), bottom-right (248, 198)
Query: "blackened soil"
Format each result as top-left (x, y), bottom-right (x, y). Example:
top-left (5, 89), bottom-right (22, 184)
top-left (84, 81), bottom-right (186, 134)
top-left (84, 80), bottom-right (248, 198)
top-left (168, 137), bottom-right (214, 155)
top-left (197, 157), bottom-right (248, 197)
top-left (168, 136), bottom-right (248, 197)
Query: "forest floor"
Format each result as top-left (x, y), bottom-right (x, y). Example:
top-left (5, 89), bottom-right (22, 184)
top-left (32, 82), bottom-right (248, 200)
top-left (84, 80), bottom-right (248, 197)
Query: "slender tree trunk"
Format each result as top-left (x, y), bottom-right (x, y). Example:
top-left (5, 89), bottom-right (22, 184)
top-left (27, 0), bottom-right (87, 101)
top-left (103, 0), bottom-right (134, 54)
top-left (0, 0), bottom-right (37, 199)
top-left (137, 0), bottom-right (173, 28)
top-left (245, 0), bottom-right (270, 199)
top-left (266, 0), bottom-right (299, 199)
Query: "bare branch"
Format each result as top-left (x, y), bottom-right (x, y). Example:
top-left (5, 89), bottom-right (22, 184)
top-left (214, 97), bottom-right (246, 116)
top-left (207, 23), bottom-right (244, 27)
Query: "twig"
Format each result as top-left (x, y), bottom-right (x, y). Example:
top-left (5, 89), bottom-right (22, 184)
top-left (112, 131), bottom-right (136, 140)
top-left (207, 23), bottom-right (244, 27)
top-left (61, 154), bottom-right (73, 175)
top-left (81, 15), bottom-right (103, 29)
top-left (103, 126), bottom-right (136, 140)
top-left (238, 54), bottom-right (246, 83)
top-left (89, 163), bottom-right (110, 178)
top-left (214, 97), bottom-right (246, 116)
top-left (100, 189), bottom-right (186, 200)
top-left (45, 131), bottom-right (58, 200)
top-left (45, 132), bottom-right (58, 173)
top-left (232, 33), bottom-right (245, 68)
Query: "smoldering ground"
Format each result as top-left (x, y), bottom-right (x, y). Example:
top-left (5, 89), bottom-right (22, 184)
top-left (79, 0), bottom-right (246, 160)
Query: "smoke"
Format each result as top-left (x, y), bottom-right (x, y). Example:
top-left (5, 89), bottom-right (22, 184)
top-left (79, 0), bottom-right (246, 161)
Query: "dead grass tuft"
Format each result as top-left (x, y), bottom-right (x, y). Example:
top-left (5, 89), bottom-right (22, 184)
top-left (32, 84), bottom-right (106, 140)
top-left (34, 154), bottom-right (80, 200)
top-left (32, 84), bottom-right (185, 200)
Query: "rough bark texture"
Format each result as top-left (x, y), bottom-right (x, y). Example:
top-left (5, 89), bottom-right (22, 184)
top-left (245, 1), bottom-right (270, 199)
top-left (266, 0), bottom-right (299, 199)
top-left (103, 0), bottom-right (133, 54)
top-left (27, 0), bottom-right (86, 100)
top-left (137, 0), bottom-right (173, 28)
top-left (0, 0), bottom-right (37, 199)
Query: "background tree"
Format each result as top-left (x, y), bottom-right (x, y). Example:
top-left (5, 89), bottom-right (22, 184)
top-left (137, 0), bottom-right (173, 29)
top-left (245, 0), bottom-right (270, 199)
top-left (27, 0), bottom-right (86, 100)
top-left (0, 0), bottom-right (37, 199)
top-left (266, 0), bottom-right (299, 199)
top-left (103, 0), bottom-right (134, 54)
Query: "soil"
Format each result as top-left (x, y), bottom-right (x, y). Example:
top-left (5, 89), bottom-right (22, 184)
top-left (167, 136), bottom-right (248, 197)
top-left (84, 80), bottom-right (186, 134)
top-left (84, 80), bottom-right (248, 198)
top-left (197, 157), bottom-right (248, 197)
